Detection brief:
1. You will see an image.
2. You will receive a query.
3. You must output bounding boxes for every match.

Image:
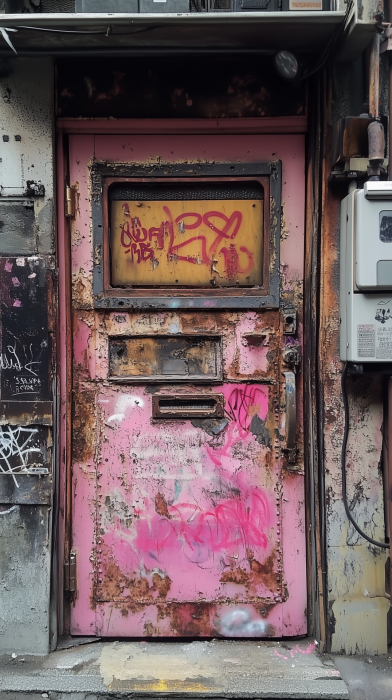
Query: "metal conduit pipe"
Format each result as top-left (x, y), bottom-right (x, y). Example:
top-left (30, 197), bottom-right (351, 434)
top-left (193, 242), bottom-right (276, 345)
top-left (368, 33), bottom-right (385, 180)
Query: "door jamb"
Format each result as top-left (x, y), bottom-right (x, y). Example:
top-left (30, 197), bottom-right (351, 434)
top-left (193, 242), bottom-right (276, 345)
top-left (56, 117), bottom-right (314, 639)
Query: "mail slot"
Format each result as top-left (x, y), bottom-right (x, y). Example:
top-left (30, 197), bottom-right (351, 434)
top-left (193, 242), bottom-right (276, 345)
top-left (152, 393), bottom-right (224, 419)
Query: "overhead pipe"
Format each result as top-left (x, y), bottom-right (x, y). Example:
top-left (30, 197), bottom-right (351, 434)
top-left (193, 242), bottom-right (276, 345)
top-left (368, 32), bottom-right (385, 180)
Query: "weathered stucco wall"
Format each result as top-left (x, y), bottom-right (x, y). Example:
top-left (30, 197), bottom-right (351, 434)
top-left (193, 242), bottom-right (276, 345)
top-left (0, 57), bottom-right (54, 254)
top-left (321, 61), bottom-right (389, 655)
top-left (0, 58), bottom-right (54, 655)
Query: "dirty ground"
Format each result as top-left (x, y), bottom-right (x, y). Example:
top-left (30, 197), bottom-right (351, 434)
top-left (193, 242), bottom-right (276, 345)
top-left (0, 638), bottom-right (348, 699)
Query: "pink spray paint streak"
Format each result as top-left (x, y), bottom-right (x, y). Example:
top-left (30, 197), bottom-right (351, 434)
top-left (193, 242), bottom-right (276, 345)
top-left (103, 385), bottom-right (273, 575)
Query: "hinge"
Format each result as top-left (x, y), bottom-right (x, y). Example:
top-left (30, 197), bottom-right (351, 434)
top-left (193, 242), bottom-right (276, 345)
top-left (65, 185), bottom-right (75, 218)
top-left (64, 550), bottom-right (76, 598)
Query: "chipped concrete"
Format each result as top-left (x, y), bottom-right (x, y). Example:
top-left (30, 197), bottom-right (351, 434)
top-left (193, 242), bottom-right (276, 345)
top-left (0, 638), bottom-right (349, 699)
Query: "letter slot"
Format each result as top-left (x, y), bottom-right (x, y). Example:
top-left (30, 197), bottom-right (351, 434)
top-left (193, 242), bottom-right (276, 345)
top-left (152, 394), bottom-right (224, 419)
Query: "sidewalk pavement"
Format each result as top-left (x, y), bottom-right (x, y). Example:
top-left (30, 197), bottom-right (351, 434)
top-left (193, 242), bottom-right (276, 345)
top-left (0, 637), bottom-right (348, 699)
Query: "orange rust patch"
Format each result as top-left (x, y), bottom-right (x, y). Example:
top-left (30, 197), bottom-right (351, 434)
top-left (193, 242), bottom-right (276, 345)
top-left (247, 549), bottom-right (279, 592)
top-left (155, 492), bottom-right (171, 519)
top-left (72, 390), bottom-right (95, 463)
top-left (169, 602), bottom-right (217, 636)
top-left (153, 572), bottom-right (172, 597)
top-left (220, 567), bottom-right (249, 585)
top-left (96, 557), bottom-right (172, 603)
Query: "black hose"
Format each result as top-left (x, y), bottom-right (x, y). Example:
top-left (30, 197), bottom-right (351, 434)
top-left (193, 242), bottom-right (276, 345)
top-left (341, 362), bottom-right (389, 548)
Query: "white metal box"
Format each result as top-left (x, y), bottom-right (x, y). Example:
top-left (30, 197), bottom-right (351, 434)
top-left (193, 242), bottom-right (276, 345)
top-left (340, 185), bottom-right (392, 362)
top-left (356, 182), bottom-right (392, 291)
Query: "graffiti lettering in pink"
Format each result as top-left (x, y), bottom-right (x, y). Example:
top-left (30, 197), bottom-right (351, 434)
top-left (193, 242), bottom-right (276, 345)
top-left (119, 205), bottom-right (251, 272)
top-left (226, 385), bottom-right (267, 433)
top-left (206, 386), bottom-right (268, 466)
top-left (131, 488), bottom-right (269, 565)
top-left (220, 244), bottom-right (253, 280)
top-left (120, 217), bottom-right (154, 262)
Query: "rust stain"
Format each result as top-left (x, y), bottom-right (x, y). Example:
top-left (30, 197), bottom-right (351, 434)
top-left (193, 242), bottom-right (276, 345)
top-left (152, 572), bottom-right (172, 597)
top-left (220, 567), bottom-right (249, 585)
top-left (169, 602), bottom-right (217, 637)
top-left (247, 549), bottom-right (279, 592)
top-left (97, 558), bottom-right (172, 603)
top-left (155, 492), bottom-right (171, 519)
top-left (72, 390), bottom-right (95, 463)
top-left (143, 622), bottom-right (156, 636)
top-left (72, 268), bottom-right (94, 310)
top-left (219, 548), bottom-right (279, 594)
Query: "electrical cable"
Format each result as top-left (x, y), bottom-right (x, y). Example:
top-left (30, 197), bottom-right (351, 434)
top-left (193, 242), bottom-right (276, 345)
top-left (341, 361), bottom-right (389, 548)
top-left (298, 0), bottom-right (354, 81)
top-left (0, 22), bottom-right (161, 52)
top-left (16, 24), bottom-right (106, 32)
top-left (16, 24), bottom-right (159, 34)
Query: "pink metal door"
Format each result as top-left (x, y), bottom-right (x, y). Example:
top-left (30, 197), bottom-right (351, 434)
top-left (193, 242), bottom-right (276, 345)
top-left (68, 132), bottom-right (306, 638)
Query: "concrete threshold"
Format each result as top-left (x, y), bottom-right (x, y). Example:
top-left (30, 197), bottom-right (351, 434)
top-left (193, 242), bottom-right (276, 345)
top-left (0, 638), bottom-right (348, 699)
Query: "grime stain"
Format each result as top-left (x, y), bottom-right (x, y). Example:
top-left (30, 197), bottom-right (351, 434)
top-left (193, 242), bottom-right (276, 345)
top-left (72, 390), bottom-right (95, 463)
top-left (155, 492), bottom-right (171, 519)
top-left (219, 549), bottom-right (280, 594)
top-left (247, 549), bottom-right (279, 592)
top-left (97, 559), bottom-right (172, 603)
top-left (250, 414), bottom-right (271, 446)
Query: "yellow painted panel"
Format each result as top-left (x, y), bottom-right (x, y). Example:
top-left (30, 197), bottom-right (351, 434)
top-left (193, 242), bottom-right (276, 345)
top-left (110, 199), bottom-right (263, 287)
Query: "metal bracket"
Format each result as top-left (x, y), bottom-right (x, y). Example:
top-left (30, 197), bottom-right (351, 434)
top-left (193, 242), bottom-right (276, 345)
top-left (64, 550), bottom-right (76, 598)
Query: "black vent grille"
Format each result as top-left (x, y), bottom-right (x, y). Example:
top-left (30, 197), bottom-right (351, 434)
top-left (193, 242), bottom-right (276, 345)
top-left (109, 181), bottom-right (264, 201)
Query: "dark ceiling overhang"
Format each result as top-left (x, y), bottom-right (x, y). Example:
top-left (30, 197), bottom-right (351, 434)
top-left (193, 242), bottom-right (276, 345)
top-left (0, 11), bottom-right (345, 55)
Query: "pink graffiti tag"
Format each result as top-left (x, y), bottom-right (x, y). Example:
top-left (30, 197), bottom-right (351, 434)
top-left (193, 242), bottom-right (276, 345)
top-left (132, 489), bottom-right (270, 565)
top-left (118, 205), bottom-right (254, 276)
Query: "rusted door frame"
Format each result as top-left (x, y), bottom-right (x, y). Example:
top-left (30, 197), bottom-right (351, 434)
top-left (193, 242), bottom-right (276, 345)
top-left (56, 116), bottom-right (317, 638)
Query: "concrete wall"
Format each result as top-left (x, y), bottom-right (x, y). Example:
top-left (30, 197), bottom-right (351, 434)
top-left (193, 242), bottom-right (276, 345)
top-left (320, 59), bottom-right (390, 655)
top-left (0, 58), bottom-right (54, 656)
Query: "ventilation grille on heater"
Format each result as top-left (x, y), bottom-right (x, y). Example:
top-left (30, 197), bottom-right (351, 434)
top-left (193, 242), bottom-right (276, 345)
top-left (241, 0), bottom-right (272, 8)
top-left (208, 0), bottom-right (233, 9)
top-left (40, 0), bottom-right (75, 10)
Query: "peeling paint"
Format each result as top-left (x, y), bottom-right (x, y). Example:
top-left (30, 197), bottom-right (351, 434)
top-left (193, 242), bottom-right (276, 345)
top-left (70, 133), bottom-right (306, 639)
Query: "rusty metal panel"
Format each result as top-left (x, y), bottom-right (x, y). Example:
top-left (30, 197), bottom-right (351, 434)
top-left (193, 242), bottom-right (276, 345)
top-left (69, 133), bottom-right (306, 639)
top-left (109, 336), bottom-right (221, 382)
top-left (111, 198), bottom-right (263, 287)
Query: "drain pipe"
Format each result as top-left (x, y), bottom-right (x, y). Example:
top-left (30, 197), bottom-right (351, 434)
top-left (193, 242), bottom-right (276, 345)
top-left (368, 33), bottom-right (385, 179)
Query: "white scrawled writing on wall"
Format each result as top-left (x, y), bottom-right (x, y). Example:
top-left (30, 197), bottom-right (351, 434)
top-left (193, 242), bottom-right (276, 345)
top-left (0, 425), bottom-right (46, 486)
top-left (0, 338), bottom-right (44, 397)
